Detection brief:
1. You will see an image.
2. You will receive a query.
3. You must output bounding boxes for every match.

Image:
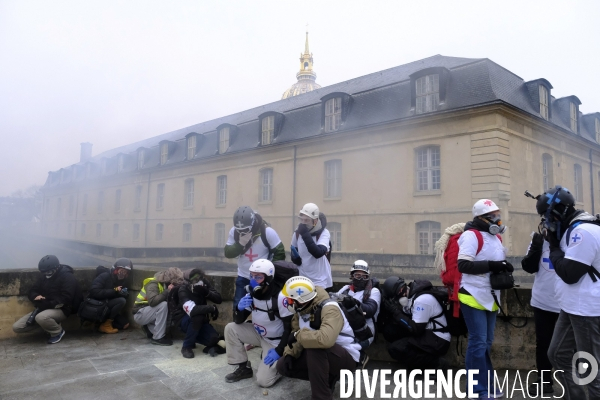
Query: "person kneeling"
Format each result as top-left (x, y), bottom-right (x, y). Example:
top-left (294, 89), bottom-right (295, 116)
top-left (224, 259), bottom-right (292, 387)
top-left (380, 277), bottom-right (451, 371)
top-left (133, 267), bottom-right (184, 346)
top-left (276, 276), bottom-right (360, 400)
top-left (172, 268), bottom-right (223, 358)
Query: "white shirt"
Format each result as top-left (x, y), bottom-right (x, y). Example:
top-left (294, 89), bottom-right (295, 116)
top-left (408, 293), bottom-right (451, 342)
top-left (556, 223), bottom-right (600, 316)
top-left (251, 296), bottom-right (284, 346)
top-left (226, 226), bottom-right (282, 279)
top-left (528, 239), bottom-right (561, 313)
top-left (291, 229), bottom-right (333, 288)
top-left (336, 284), bottom-right (381, 345)
top-left (457, 230), bottom-right (506, 311)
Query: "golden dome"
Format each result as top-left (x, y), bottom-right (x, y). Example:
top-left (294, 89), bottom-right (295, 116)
top-left (282, 32), bottom-right (321, 99)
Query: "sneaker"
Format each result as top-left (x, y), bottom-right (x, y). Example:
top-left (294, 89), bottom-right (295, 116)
top-left (141, 325), bottom-right (152, 338)
top-left (47, 329), bottom-right (65, 344)
top-left (359, 353), bottom-right (369, 369)
top-left (225, 364), bottom-right (253, 383)
top-left (181, 347), bottom-right (195, 359)
top-left (151, 336), bottom-right (173, 346)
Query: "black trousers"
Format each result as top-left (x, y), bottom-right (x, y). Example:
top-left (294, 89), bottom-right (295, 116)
top-left (532, 306), bottom-right (559, 377)
top-left (387, 336), bottom-right (449, 370)
top-left (106, 297), bottom-right (128, 328)
top-left (276, 345), bottom-right (356, 400)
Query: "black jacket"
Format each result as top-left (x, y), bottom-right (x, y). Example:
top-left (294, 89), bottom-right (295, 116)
top-left (172, 268), bottom-right (222, 329)
top-left (28, 265), bottom-right (82, 317)
top-left (89, 271), bottom-right (128, 300)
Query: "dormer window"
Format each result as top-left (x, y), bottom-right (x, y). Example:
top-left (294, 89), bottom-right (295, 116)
top-left (137, 149), bottom-right (144, 170)
top-left (596, 118), bottom-right (600, 143)
top-left (160, 143), bottom-right (169, 165)
top-left (262, 115), bottom-right (274, 145)
top-left (325, 97), bottom-right (341, 132)
top-left (539, 85), bottom-right (549, 120)
top-left (416, 74), bottom-right (439, 114)
top-left (570, 102), bottom-right (578, 132)
top-left (219, 126), bottom-right (230, 154)
top-left (117, 155), bottom-right (124, 173)
top-left (187, 135), bottom-right (196, 159)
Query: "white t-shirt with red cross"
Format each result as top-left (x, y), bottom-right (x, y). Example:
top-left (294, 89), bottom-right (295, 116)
top-left (226, 226), bottom-right (282, 279)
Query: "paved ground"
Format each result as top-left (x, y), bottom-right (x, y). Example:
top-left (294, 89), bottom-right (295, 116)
top-left (0, 328), bottom-right (553, 400)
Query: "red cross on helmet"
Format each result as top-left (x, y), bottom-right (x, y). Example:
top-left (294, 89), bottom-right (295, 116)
top-left (472, 199), bottom-right (500, 217)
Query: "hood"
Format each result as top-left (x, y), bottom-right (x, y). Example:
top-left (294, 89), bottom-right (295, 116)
top-left (569, 210), bottom-right (596, 226)
top-left (183, 268), bottom-right (205, 282)
top-left (59, 264), bottom-right (75, 274)
top-left (155, 267), bottom-right (184, 284)
top-left (310, 212), bottom-right (328, 237)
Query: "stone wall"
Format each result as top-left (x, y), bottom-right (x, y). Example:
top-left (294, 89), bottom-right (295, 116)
top-left (0, 267), bottom-right (534, 370)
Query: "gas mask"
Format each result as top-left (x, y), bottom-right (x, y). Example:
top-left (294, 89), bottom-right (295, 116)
top-left (481, 214), bottom-right (506, 235)
top-left (44, 267), bottom-right (58, 279)
top-left (399, 297), bottom-right (409, 307)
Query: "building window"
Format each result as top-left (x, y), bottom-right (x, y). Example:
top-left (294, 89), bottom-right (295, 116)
top-left (117, 155), bottom-right (124, 173)
top-left (113, 223), bottom-right (119, 238)
top-left (81, 223), bottom-right (86, 237)
top-left (184, 179), bottom-right (194, 207)
top-left (183, 223), bottom-right (192, 243)
top-left (67, 223), bottom-right (72, 236)
top-left (115, 189), bottom-right (121, 213)
top-left (217, 175), bottom-right (227, 205)
top-left (160, 143), bottom-right (169, 165)
top-left (133, 223), bottom-right (140, 242)
top-left (417, 221), bottom-right (441, 255)
top-left (539, 85), bottom-right (549, 120)
top-left (325, 97), bottom-right (342, 132)
top-left (542, 154), bottom-right (553, 191)
top-left (55, 198), bottom-right (61, 218)
top-left (86, 163), bottom-right (91, 178)
top-left (574, 164), bottom-right (583, 202)
top-left (134, 185), bottom-right (142, 212)
top-left (325, 160), bottom-right (342, 198)
top-left (259, 168), bottom-right (273, 202)
top-left (68, 195), bottom-right (74, 216)
top-left (44, 198), bottom-right (50, 216)
top-left (187, 135), bottom-right (196, 160)
top-left (570, 102), bottom-right (578, 132)
top-left (156, 223), bottom-right (163, 241)
top-left (138, 150), bottom-right (144, 170)
top-left (328, 222), bottom-right (342, 251)
top-left (416, 74), bottom-right (440, 114)
top-left (156, 183), bottom-right (165, 210)
top-left (97, 191), bottom-right (104, 214)
top-left (262, 116), bottom-right (274, 145)
top-left (416, 146), bottom-right (441, 191)
top-left (96, 223), bottom-right (101, 238)
top-left (101, 159), bottom-right (107, 175)
top-left (219, 127), bottom-right (230, 154)
top-left (596, 118), bottom-right (600, 143)
top-left (82, 194), bottom-right (88, 215)
top-left (215, 223), bottom-right (226, 247)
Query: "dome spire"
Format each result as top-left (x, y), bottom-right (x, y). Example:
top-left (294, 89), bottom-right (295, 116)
top-left (281, 30), bottom-right (321, 99)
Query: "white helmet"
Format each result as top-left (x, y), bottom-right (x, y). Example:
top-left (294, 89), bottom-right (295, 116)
top-left (249, 259), bottom-right (275, 279)
top-left (350, 260), bottom-right (369, 275)
top-left (299, 203), bottom-right (320, 220)
top-left (282, 276), bottom-right (317, 306)
top-left (472, 199), bottom-right (500, 218)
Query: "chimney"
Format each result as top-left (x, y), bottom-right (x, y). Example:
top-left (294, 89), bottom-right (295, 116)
top-left (80, 142), bottom-right (93, 162)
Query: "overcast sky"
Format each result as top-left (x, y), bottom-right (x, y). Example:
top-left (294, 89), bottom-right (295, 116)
top-left (1, 0), bottom-right (599, 196)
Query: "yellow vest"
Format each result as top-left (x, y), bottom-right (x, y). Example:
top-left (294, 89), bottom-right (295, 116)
top-left (135, 278), bottom-right (164, 305)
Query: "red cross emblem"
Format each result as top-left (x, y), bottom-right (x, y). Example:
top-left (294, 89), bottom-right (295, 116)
top-left (484, 200), bottom-right (493, 206)
top-left (244, 248), bottom-right (258, 262)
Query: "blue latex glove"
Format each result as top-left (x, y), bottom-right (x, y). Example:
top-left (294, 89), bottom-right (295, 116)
top-left (263, 348), bottom-right (281, 366)
top-left (237, 294), bottom-right (253, 311)
top-left (291, 245), bottom-right (300, 259)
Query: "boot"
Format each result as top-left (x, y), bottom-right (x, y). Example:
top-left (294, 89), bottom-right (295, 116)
top-left (99, 319), bottom-right (118, 334)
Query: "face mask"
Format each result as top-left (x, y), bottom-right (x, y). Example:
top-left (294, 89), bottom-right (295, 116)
top-left (45, 269), bottom-right (57, 279)
top-left (399, 297), bottom-right (409, 307)
top-left (352, 278), bottom-right (368, 291)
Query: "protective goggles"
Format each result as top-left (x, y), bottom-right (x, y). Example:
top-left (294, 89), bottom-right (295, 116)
top-left (189, 274), bottom-right (202, 284)
top-left (235, 226), bottom-right (252, 234)
top-left (249, 273), bottom-right (265, 282)
top-left (351, 273), bottom-right (369, 281)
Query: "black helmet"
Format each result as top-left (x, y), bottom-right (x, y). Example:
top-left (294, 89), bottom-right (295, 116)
top-left (536, 185), bottom-right (576, 221)
top-left (382, 276), bottom-right (406, 299)
top-left (233, 206), bottom-right (255, 233)
top-left (38, 255), bottom-right (60, 272)
top-left (113, 258), bottom-right (133, 271)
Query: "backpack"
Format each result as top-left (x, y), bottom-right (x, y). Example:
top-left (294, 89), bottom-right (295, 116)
top-left (409, 279), bottom-right (467, 337)
top-left (294, 231), bottom-right (332, 263)
top-left (438, 227), bottom-right (500, 318)
top-left (310, 296), bottom-right (373, 342)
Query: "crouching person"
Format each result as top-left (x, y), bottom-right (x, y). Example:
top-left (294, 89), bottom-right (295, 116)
top-left (89, 258), bottom-right (132, 333)
top-left (133, 267), bottom-right (184, 346)
top-left (224, 259), bottom-right (292, 387)
top-left (380, 276), bottom-right (451, 371)
top-left (13, 255), bottom-right (82, 344)
top-left (276, 277), bottom-right (360, 400)
top-left (172, 268), bottom-right (223, 358)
